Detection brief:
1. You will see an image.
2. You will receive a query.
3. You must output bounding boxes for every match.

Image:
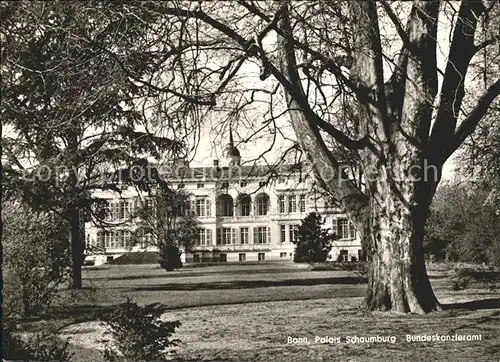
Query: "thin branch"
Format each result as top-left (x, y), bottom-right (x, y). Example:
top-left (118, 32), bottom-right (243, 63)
top-left (444, 79), bottom-right (500, 161)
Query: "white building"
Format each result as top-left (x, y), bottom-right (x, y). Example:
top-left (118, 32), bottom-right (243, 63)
top-left (85, 132), bottom-right (363, 265)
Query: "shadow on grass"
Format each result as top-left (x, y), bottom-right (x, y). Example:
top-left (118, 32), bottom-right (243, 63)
top-left (442, 298), bottom-right (500, 311)
top-left (87, 267), bottom-right (313, 281)
top-left (127, 276), bottom-right (367, 292)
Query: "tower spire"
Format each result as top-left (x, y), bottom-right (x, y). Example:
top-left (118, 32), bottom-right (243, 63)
top-left (225, 122), bottom-right (241, 166)
top-left (229, 124), bottom-right (234, 146)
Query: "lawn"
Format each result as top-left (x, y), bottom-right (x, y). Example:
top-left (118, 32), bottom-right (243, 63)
top-left (25, 262), bottom-right (500, 361)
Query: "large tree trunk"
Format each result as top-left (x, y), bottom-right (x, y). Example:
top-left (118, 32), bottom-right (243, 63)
top-left (68, 205), bottom-right (84, 289)
top-left (364, 194), bottom-right (440, 313)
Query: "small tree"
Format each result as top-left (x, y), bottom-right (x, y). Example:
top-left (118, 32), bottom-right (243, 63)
top-left (100, 298), bottom-right (181, 361)
top-left (136, 183), bottom-right (200, 271)
top-left (293, 212), bottom-right (335, 263)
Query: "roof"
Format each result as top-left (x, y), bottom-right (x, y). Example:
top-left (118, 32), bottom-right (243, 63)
top-left (155, 163), bottom-right (306, 182)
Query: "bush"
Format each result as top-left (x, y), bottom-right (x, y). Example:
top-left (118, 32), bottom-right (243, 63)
top-left (451, 268), bottom-right (474, 290)
top-left (100, 298), bottom-right (181, 361)
top-left (109, 251), bottom-right (160, 265)
top-left (293, 212), bottom-right (334, 263)
top-left (3, 321), bottom-right (73, 361)
top-left (159, 242), bottom-right (183, 271)
top-left (3, 203), bottom-right (70, 316)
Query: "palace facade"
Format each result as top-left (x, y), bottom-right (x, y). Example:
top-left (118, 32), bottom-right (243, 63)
top-left (85, 132), bottom-right (363, 265)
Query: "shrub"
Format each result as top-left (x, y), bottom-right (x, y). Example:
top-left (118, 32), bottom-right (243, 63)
top-left (3, 203), bottom-right (70, 316)
top-left (3, 321), bottom-right (73, 361)
top-left (451, 268), bottom-right (474, 290)
top-left (159, 242), bottom-right (183, 271)
top-left (100, 298), bottom-right (181, 361)
top-left (293, 212), bottom-right (334, 263)
top-left (452, 276), bottom-right (471, 291)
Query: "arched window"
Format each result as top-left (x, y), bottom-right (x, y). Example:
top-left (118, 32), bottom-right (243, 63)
top-left (237, 194), bottom-right (251, 216)
top-left (217, 194), bottom-right (234, 216)
top-left (255, 193), bottom-right (270, 216)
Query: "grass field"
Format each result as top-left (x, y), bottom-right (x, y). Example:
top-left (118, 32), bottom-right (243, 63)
top-left (23, 262), bottom-right (500, 361)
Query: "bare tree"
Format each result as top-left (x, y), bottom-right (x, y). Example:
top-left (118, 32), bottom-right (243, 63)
top-left (2, 1), bottom-right (499, 312)
top-left (131, 0), bottom-right (498, 313)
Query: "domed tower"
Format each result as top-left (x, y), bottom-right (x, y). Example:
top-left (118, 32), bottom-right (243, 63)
top-left (225, 125), bottom-right (241, 166)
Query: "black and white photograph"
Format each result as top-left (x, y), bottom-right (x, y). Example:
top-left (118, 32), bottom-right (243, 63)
top-left (1, 1), bottom-right (499, 361)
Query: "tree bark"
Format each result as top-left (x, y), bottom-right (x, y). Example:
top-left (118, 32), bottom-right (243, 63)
top-left (364, 179), bottom-right (440, 313)
top-left (68, 205), bottom-right (84, 289)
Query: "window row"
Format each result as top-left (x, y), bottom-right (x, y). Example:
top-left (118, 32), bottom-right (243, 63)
top-left (195, 226), bottom-right (273, 246)
top-left (278, 194), bottom-right (306, 214)
top-left (217, 193), bottom-right (269, 216)
top-left (95, 229), bottom-right (153, 249)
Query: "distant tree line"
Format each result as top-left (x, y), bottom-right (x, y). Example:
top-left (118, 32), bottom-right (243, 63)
top-left (425, 181), bottom-right (500, 266)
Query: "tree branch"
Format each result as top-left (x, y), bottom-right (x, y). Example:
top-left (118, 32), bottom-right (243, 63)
top-left (443, 79), bottom-right (500, 161)
top-left (473, 34), bottom-right (500, 55)
top-left (315, 117), bottom-right (371, 151)
top-left (348, 1), bottom-right (390, 141)
top-left (430, 0), bottom-right (486, 154)
top-left (379, 0), bottom-right (418, 57)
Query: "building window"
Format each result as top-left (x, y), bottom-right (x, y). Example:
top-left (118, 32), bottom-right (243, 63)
top-left (194, 254), bottom-right (200, 262)
top-left (258, 252), bottom-right (266, 261)
top-left (177, 183), bottom-right (185, 189)
top-left (220, 254), bottom-right (227, 262)
top-left (197, 183), bottom-right (204, 188)
top-left (289, 224), bottom-right (299, 243)
top-left (145, 198), bottom-right (154, 210)
top-left (240, 181), bottom-right (247, 187)
top-left (221, 181), bottom-right (229, 188)
top-left (339, 250), bottom-right (348, 262)
top-left (254, 226), bottom-right (269, 244)
top-left (278, 177), bottom-right (286, 184)
top-left (217, 194), bottom-right (234, 216)
top-left (238, 194), bottom-right (251, 216)
top-left (239, 253), bottom-right (246, 262)
top-left (255, 193), bottom-right (270, 215)
top-left (280, 252), bottom-right (287, 258)
top-left (335, 218), bottom-right (355, 239)
top-left (358, 249), bottom-right (366, 262)
top-left (105, 202), bottom-right (112, 221)
top-left (259, 181), bottom-right (266, 187)
top-left (128, 199), bottom-right (135, 216)
top-left (337, 219), bottom-right (349, 239)
top-left (288, 195), bottom-right (297, 213)
top-left (123, 230), bottom-right (131, 248)
top-left (195, 199), bottom-right (206, 217)
top-left (195, 198), bottom-right (211, 217)
top-left (217, 227), bottom-right (232, 245)
top-left (97, 230), bottom-right (105, 248)
top-left (198, 229), bottom-right (206, 246)
top-left (142, 232), bottom-right (153, 248)
top-left (280, 225), bottom-right (286, 243)
top-left (278, 195), bottom-right (286, 214)
top-left (299, 195), bottom-right (306, 212)
top-left (240, 227), bottom-right (249, 244)
top-left (349, 222), bottom-right (356, 239)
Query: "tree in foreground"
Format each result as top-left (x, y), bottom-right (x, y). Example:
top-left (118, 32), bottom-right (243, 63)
top-left (3, 1), bottom-right (499, 313)
top-left (135, 184), bottom-right (200, 271)
top-left (125, 0), bottom-right (498, 313)
top-left (293, 212), bottom-right (334, 263)
top-left (1, 2), bottom-right (187, 288)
